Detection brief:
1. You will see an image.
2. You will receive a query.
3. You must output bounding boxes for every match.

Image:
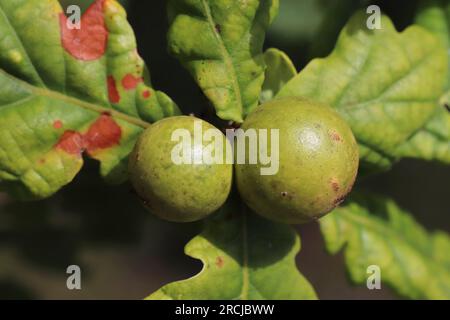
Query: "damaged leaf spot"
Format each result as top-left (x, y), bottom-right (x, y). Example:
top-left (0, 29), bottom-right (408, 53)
top-left (122, 74), bottom-right (143, 90)
top-left (59, 0), bottom-right (108, 61)
top-left (56, 130), bottom-right (85, 155)
top-left (107, 76), bottom-right (120, 103)
top-left (84, 113), bottom-right (122, 154)
top-left (53, 120), bottom-right (63, 129)
top-left (55, 114), bottom-right (121, 156)
top-left (142, 90), bottom-right (151, 99)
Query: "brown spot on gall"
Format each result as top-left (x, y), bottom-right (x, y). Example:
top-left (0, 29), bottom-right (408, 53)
top-left (216, 256), bottom-right (224, 268)
top-left (333, 195), bottom-right (346, 207)
top-left (329, 130), bottom-right (342, 142)
top-left (330, 178), bottom-right (340, 192)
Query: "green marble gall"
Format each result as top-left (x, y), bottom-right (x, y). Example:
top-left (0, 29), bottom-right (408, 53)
top-left (236, 97), bottom-right (359, 224)
top-left (129, 116), bottom-right (232, 222)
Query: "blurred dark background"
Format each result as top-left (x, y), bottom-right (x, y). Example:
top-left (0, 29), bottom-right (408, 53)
top-left (0, 0), bottom-right (448, 299)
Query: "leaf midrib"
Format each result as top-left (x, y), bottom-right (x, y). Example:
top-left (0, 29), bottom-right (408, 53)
top-left (200, 0), bottom-right (243, 118)
top-left (0, 69), bottom-right (150, 129)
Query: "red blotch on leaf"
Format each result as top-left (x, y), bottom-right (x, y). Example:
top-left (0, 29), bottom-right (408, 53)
top-left (215, 256), bottom-right (224, 268)
top-left (142, 90), bottom-right (151, 99)
top-left (107, 76), bottom-right (120, 103)
top-left (53, 120), bottom-right (63, 129)
top-left (84, 113), bottom-right (122, 154)
top-left (59, 0), bottom-right (108, 61)
top-left (55, 114), bottom-right (121, 156)
top-left (56, 131), bottom-right (85, 155)
top-left (122, 74), bottom-right (143, 90)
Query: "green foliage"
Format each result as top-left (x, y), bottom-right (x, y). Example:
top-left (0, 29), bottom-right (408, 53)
top-left (0, 0), bottom-right (449, 301)
top-left (167, 0), bottom-right (279, 123)
top-left (148, 198), bottom-right (317, 300)
top-left (0, 0), bottom-right (180, 199)
top-left (320, 194), bottom-right (450, 299)
top-left (278, 12), bottom-right (449, 173)
top-left (415, 0), bottom-right (450, 49)
top-left (396, 106), bottom-right (450, 163)
top-left (260, 48), bottom-right (297, 103)
top-left (402, 0), bottom-right (450, 163)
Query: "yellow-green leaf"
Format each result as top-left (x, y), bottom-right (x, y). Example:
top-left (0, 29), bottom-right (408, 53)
top-left (0, 0), bottom-right (180, 199)
top-left (167, 0), bottom-right (279, 123)
top-left (260, 48), bottom-right (297, 103)
top-left (404, 0), bottom-right (450, 163)
top-left (277, 12), bottom-right (448, 173)
top-left (320, 194), bottom-right (450, 299)
top-left (147, 201), bottom-right (317, 300)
